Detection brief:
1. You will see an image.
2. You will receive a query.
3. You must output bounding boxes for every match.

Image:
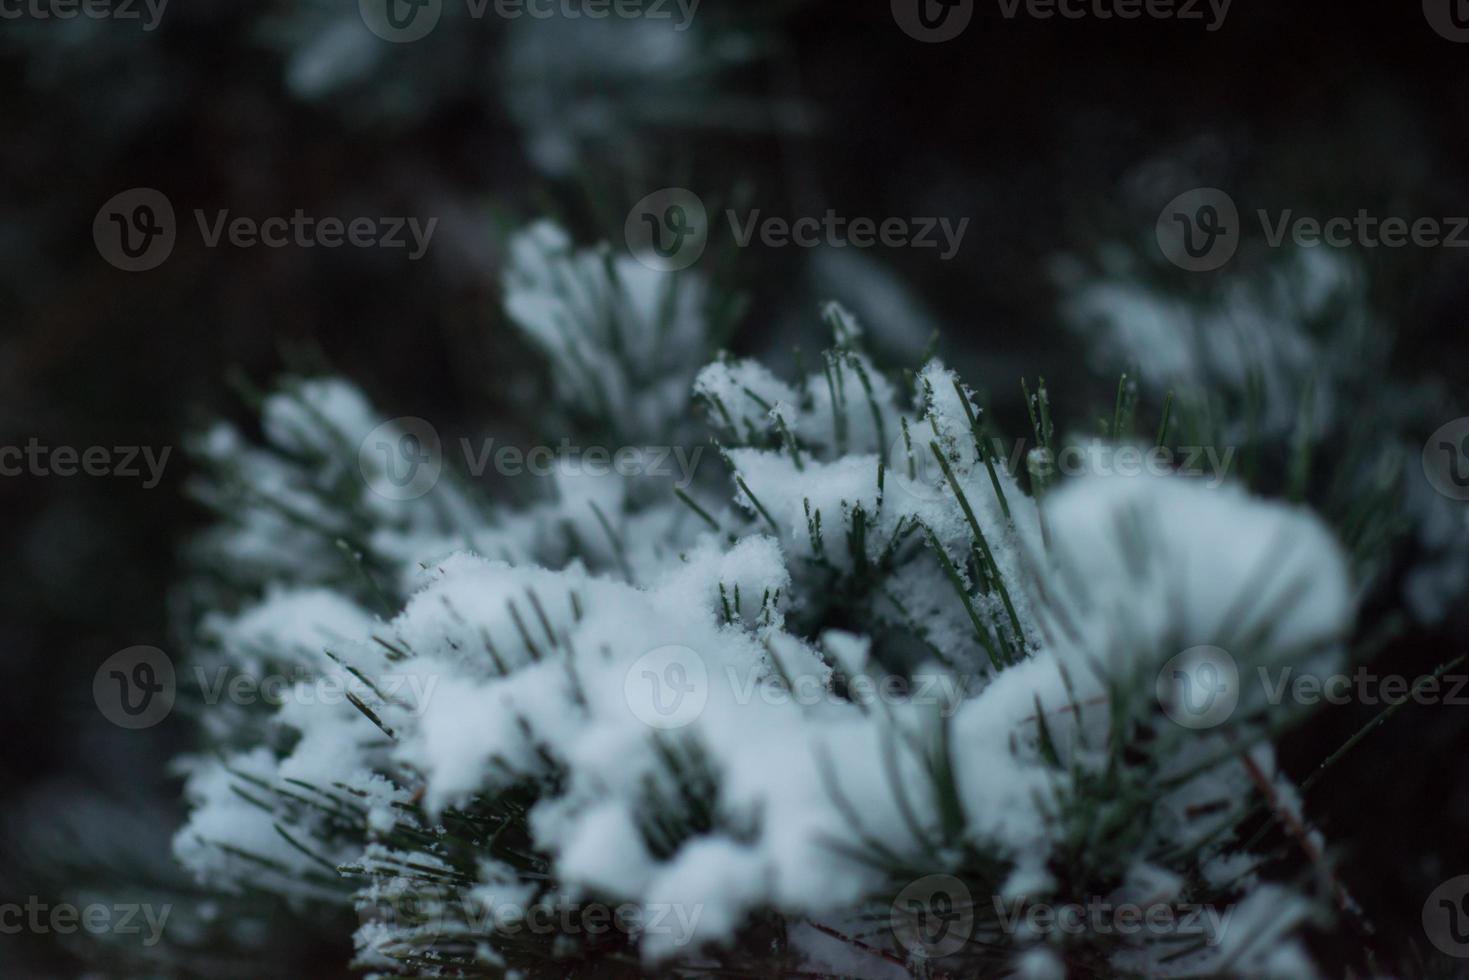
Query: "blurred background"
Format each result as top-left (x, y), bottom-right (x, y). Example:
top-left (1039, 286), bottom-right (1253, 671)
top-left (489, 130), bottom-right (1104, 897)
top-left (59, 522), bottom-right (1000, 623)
top-left (3, 0), bottom-right (1469, 975)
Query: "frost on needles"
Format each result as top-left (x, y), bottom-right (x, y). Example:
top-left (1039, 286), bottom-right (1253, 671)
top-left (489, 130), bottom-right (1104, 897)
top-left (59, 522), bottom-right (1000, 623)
top-left (173, 221), bottom-right (1354, 979)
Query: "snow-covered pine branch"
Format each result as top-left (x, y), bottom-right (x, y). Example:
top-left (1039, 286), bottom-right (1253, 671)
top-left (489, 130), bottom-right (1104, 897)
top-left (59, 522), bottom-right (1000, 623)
top-left (173, 222), bottom-right (1357, 979)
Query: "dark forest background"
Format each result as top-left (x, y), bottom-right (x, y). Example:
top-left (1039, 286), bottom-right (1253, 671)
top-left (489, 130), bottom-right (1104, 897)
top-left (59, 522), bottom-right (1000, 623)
top-left (2, 0), bottom-right (1468, 975)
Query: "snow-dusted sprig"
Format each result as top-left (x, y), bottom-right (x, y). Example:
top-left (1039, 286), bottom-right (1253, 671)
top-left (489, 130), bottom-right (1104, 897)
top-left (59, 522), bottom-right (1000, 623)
top-left (1055, 243), bottom-right (1465, 628)
top-left (502, 220), bottom-right (727, 448)
top-left (169, 222), bottom-right (1375, 980)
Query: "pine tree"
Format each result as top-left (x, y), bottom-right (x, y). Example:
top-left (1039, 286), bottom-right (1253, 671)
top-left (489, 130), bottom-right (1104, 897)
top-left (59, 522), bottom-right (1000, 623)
top-left (164, 221), bottom-right (1439, 979)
